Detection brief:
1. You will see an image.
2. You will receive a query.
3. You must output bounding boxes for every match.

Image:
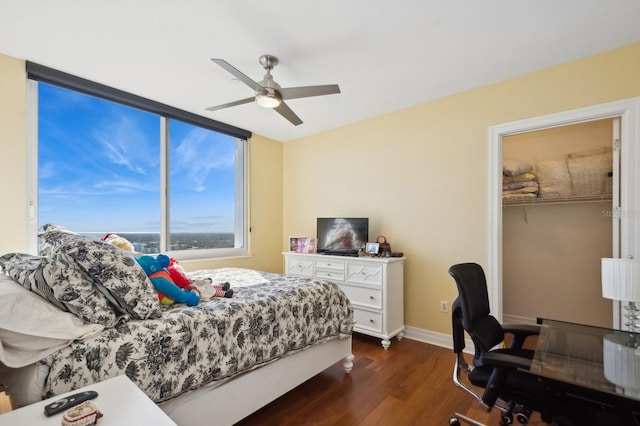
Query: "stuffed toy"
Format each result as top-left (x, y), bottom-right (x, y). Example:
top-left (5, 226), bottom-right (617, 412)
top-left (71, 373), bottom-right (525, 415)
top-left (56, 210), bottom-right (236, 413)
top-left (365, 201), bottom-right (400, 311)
top-left (166, 257), bottom-right (197, 290)
top-left (167, 257), bottom-right (233, 298)
top-left (135, 254), bottom-right (200, 306)
top-left (101, 233), bottom-right (137, 254)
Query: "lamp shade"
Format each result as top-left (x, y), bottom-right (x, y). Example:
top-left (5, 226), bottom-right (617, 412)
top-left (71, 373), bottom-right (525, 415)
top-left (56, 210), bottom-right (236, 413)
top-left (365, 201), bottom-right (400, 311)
top-left (602, 258), bottom-right (640, 302)
top-left (604, 333), bottom-right (640, 395)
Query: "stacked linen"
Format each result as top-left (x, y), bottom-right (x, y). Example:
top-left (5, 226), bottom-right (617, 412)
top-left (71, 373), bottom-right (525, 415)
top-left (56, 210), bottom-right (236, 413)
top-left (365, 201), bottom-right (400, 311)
top-left (566, 147), bottom-right (613, 196)
top-left (534, 147), bottom-right (612, 199)
top-left (502, 158), bottom-right (539, 200)
top-left (536, 159), bottom-right (572, 198)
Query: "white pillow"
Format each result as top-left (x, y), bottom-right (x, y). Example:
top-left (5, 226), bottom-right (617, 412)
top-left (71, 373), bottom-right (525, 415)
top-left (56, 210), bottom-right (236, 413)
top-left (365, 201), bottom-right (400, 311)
top-left (503, 158), bottom-right (533, 177)
top-left (0, 274), bottom-right (103, 367)
top-left (536, 159), bottom-right (572, 198)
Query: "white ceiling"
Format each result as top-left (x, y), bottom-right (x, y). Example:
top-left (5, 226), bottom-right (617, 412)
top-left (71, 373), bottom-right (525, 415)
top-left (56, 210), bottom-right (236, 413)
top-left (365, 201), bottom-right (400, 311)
top-left (1, 1), bottom-right (640, 142)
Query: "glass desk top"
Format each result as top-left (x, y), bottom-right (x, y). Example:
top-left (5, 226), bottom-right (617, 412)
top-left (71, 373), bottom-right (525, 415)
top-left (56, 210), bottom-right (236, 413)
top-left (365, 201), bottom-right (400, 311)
top-left (531, 319), bottom-right (640, 402)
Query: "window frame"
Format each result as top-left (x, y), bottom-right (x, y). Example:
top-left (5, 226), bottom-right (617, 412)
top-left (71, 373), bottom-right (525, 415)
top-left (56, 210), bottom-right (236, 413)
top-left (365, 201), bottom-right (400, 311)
top-left (26, 63), bottom-right (252, 259)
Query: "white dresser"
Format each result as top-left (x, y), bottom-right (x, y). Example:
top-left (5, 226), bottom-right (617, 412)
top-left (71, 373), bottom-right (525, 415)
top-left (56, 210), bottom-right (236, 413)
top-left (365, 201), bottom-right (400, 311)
top-left (283, 252), bottom-right (405, 349)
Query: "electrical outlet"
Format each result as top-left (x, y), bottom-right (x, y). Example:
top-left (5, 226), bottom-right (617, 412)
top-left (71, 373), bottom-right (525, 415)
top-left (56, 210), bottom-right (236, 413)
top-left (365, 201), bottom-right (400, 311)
top-left (440, 300), bottom-right (448, 313)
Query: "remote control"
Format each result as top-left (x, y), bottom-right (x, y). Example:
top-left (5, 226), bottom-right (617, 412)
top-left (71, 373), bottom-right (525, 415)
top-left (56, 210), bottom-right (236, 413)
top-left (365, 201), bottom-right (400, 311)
top-left (43, 390), bottom-right (98, 416)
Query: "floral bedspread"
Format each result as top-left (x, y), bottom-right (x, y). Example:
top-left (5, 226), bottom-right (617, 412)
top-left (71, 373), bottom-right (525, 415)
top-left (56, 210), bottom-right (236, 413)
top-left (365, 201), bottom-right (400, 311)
top-left (39, 268), bottom-right (353, 402)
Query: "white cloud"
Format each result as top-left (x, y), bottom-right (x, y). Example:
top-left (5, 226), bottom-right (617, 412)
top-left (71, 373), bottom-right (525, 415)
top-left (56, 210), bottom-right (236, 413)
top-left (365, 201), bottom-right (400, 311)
top-left (172, 127), bottom-right (234, 192)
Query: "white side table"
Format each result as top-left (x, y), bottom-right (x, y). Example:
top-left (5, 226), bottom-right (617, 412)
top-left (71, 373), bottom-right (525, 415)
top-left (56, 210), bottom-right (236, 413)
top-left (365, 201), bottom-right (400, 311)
top-left (0, 375), bottom-right (176, 425)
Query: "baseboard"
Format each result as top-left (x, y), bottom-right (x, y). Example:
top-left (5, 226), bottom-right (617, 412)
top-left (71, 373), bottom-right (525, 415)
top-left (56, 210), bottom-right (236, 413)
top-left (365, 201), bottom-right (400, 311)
top-left (403, 326), bottom-right (452, 348)
top-left (403, 326), bottom-right (474, 354)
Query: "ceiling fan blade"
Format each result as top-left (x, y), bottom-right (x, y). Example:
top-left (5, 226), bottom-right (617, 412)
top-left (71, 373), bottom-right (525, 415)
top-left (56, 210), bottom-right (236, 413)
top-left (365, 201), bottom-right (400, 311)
top-left (211, 58), bottom-right (263, 92)
top-left (205, 97), bottom-right (254, 112)
top-left (279, 84), bottom-right (341, 100)
top-left (274, 101), bottom-right (303, 126)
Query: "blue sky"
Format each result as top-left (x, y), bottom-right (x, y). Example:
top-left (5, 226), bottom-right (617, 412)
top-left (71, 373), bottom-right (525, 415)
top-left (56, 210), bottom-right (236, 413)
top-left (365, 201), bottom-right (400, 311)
top-left (38, 83), bottom-right (237, 234)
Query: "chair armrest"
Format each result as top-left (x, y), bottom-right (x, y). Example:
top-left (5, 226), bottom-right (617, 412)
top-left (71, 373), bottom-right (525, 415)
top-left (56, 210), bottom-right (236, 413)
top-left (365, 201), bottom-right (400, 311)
top-left (479, 352), bottom-right (533, 408)
top-left (479, 352), bottom-right (532, 370)
top-left (503, 324), bottom-right (540, 336)
top-left (503, 324), bottom-right (540, 349)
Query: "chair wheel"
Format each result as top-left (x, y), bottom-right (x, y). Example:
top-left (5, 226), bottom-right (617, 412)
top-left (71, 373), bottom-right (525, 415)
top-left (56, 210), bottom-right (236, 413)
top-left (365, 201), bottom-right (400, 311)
top-left (449, 418), bottom-right (461, 426)
top-left (500, 413), bottom-right (513, 425)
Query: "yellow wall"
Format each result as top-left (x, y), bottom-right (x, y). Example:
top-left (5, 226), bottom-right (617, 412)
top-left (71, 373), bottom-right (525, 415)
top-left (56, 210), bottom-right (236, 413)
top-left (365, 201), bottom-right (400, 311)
top-left (0, 53), bottom-right (284, 272)
top-left (0, 54), bottom-right (27, 254)
top-left (283, 42), bottom-right (640, 335)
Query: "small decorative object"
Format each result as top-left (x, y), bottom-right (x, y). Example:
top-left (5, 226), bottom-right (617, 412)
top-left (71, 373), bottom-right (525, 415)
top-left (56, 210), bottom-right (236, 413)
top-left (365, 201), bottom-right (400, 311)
top-left (365, 242), bottom-right (379, 255)
top-left (61, 401), bottom-right (103, 426)
top-left (100, 233), bottom-right (135, 253)
top-left (295, 237), bottom-right (308, 253)
top-left (135, 255), bottom-right (203, 305)
top-left (289, 236), bottom-right (303, 252)
top-left (293, 237), bottom-right (317, 253)
top-left (376, 236), bottom-right (392, 256)
top-left (307, 238), bottom-right (317, 254)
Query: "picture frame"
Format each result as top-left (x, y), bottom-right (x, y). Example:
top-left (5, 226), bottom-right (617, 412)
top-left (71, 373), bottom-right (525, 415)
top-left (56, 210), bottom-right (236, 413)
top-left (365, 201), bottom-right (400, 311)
top-left (290, 237), bottom-right (318, 254)
top-left (365, 242), bottom-right (379, 255)
top-left (289, 236), bottom-right (302, 252)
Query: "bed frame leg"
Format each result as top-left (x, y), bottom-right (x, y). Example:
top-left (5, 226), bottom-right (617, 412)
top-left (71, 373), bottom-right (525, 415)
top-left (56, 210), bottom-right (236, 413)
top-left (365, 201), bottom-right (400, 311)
top-left (343, 353), bottom-right (355, 373)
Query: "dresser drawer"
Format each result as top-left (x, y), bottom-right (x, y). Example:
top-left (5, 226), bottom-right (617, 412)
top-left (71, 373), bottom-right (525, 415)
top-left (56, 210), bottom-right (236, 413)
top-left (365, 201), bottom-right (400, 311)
top-left (353, 308), bottom-right (382, 334)
top-left (346, 263), bottom-right (383, 285)
top-left (315, 259), bottom-right (345, 271)
top-left (315, 269), bottom-right (345, 281)
top-left (339, 284), bottom-right (382, 309)
top-left (286, 257), bottom-right (314, 277)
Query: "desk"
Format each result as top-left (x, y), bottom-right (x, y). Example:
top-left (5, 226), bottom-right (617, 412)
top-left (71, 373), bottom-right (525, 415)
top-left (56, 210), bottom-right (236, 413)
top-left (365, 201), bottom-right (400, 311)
top-left (0, 375), bottom-right (176, 425)
top-left (527, 319), bottom-right (640, 425)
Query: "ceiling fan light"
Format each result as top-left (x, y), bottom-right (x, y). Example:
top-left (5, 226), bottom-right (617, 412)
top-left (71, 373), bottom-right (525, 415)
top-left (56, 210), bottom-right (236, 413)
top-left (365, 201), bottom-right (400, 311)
top-left (256, 93), bottom-right (281, 108)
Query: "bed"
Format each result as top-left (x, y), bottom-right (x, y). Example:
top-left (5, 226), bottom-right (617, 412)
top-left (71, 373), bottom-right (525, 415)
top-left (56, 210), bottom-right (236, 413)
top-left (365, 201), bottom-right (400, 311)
top-left (0, 226), bottom-right (354, 425)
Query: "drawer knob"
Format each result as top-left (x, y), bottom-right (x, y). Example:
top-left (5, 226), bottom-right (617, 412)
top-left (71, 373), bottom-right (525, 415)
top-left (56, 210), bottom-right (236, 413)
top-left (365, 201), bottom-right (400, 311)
top-left (369, 319), bottom-right (375, 323)
top-left (369, 296), bottom-right (375, 300)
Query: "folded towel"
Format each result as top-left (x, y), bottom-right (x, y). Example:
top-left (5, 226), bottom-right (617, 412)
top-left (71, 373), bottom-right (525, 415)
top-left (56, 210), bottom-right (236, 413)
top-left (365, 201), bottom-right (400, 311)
top-left (503, 172), bottom-right (536, 183)
top-left (503, 181), bottom-right (539, 191)
top-left (502, 186), bottom-right (538, 196)
top-left (502, 192), bottom-right (537, 200)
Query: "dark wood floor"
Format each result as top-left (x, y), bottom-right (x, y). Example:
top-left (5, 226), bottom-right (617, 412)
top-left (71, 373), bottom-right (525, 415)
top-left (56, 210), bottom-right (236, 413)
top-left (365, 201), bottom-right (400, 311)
top-left (235, 333), bottom-right (548, 426)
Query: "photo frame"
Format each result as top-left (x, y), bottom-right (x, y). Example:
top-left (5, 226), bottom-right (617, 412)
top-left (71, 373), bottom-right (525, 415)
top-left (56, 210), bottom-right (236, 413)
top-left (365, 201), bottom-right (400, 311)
top-left (290, 237), bottom-right (317, 254)
top-left (289, 236), bottom-right (302, 252)
top-left (365, 242), bottom-right (379, 255)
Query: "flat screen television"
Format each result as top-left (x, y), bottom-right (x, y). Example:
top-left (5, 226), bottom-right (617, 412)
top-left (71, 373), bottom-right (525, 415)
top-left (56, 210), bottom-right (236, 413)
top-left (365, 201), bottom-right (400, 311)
top-left (316, 217), bottom-right (369, 253)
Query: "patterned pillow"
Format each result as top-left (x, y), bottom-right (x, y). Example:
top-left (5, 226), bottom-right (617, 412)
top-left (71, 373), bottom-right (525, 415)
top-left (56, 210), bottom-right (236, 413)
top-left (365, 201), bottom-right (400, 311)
top-left (51, 238), bottom-right (161, 320)
top-left (38, 223), bottom-right (83, 257)
top-left (0, 252), bottom-right (119, 327)
top-left (39, 225), bottom-right (162, 320)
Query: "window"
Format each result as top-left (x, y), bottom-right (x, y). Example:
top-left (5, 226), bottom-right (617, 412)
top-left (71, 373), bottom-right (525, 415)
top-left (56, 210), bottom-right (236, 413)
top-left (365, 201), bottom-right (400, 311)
top-left (27, 63), bottom-right (251, 259)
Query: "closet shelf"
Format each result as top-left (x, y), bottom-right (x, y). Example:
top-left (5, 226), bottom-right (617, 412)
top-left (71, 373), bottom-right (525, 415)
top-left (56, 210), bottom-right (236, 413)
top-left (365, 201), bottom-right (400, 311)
top-left (503, 194), bottom-right (612, 207)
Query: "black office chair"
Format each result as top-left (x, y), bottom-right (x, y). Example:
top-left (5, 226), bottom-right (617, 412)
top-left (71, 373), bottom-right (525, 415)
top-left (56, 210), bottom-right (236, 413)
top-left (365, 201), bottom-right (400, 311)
top-left (448, 262), bottom-right (546, 426)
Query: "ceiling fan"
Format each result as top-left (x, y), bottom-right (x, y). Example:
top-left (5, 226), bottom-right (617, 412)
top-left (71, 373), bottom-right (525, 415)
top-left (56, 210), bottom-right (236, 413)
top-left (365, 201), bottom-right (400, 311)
top-left (206, 55), bottom-right (341, 126)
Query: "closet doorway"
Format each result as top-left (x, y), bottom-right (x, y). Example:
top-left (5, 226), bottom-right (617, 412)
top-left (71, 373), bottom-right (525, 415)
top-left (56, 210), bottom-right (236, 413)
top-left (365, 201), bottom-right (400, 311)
top-left (502, 119), bottom-right (615, 328)
top-left (488, 97), bottom-right (640, 330)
